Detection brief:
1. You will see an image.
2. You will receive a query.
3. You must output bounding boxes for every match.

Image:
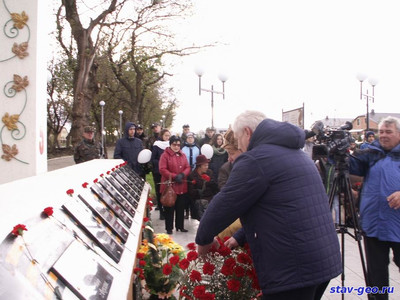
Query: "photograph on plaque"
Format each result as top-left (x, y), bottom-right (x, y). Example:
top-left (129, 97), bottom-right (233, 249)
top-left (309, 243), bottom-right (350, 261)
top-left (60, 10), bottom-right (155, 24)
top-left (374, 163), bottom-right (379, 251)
top-left (115, 168), bottom-right (135, 186)
top-left (97, 179), bottom-right (136, 217)
top-left (89, 184), bottom-right (133, 229)
top-left (99, 178), bottom-right (138, 209)
top-left (106, 176), bottom-right (141, 204)
top-left (50, 240), bottom-right (113, 300)
top-left (111, 172), bottom-right (142, 201)
top-left (77, 194), bottom-right (130, 243)
top-left (62, 201), bottom-right (125, 262)
top-left (90, 183), bottom-right (135, 221)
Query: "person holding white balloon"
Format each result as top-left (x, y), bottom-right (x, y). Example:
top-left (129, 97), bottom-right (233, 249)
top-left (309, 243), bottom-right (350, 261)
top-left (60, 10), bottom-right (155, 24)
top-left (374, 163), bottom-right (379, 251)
top-left (151, 129), bottom-right (171, 219)
top-left (114, 122), bottom-right (144, 178)
top-left (208, 133), bottom-right (228, 182)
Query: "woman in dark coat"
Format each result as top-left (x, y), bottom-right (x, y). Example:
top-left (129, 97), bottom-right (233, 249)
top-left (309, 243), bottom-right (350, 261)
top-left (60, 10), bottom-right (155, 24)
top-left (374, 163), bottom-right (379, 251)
top-left (187, 155), bottom-right (219, 220)
top-left (151, 129), bottom-right (171, 219)
top-left (159, 136), bottom-right (191, 234)
top-left (209, 133), bottom-right (228, 182)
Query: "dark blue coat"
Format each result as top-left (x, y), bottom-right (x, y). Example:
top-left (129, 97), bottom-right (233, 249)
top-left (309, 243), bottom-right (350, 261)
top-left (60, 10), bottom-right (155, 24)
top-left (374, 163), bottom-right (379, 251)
top-left (195, 118), bottom-right (341, 295)
top-left (113, 122), bottom-right (144, 176)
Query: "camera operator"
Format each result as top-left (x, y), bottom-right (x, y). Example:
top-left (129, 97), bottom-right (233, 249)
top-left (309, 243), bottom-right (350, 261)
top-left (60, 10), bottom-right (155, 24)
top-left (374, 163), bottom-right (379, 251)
top-left (350, 116), bottom-right (400, 300)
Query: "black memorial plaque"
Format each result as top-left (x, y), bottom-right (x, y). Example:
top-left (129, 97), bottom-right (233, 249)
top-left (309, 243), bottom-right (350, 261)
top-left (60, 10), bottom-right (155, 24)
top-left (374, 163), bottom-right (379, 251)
top-left (120, 166), bottom-right (145, 188)
top-left (97, 179), bottom-right (136, 217)
top-left (99, 178), bottom-right (138, 209)
top-left (111, 172), bottom-right (141, 200)
top-left (77, 194), bottom-right (130, 243)
top-left (106, 176), bottom-right (141, 204)
top-left (50, 241), bottom-right (113, 300)
top-left (90, 184), bottom-right (133, 228)
top-left (62, 202), bottom-right (124, 263)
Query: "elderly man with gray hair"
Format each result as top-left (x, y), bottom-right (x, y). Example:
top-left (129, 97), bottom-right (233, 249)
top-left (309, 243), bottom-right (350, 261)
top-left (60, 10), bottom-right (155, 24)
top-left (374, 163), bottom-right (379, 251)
top-left (350, 116), bottom-right (400, 300)
top-left (195, 110), bottom-right (341, 300)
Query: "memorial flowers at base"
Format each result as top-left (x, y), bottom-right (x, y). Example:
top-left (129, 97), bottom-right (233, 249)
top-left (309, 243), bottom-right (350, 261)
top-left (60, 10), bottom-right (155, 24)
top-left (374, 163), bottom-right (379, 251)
top-left (134, 219), bottom-right (185, 299)
top-left (178, 238), bottom-right (261, 300)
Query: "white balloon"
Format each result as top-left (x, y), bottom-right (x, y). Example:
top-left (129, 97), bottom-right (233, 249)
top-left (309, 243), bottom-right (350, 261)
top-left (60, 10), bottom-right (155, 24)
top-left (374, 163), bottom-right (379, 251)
top-left (201, 144), bottom-right (213, 159)
top-left (138, 149), bottom-right (152, 163)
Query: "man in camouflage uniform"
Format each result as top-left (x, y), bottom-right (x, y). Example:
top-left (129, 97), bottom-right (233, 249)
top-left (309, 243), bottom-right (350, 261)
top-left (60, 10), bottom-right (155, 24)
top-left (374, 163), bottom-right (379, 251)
top-left (74, 126), bottom-right (102, 164)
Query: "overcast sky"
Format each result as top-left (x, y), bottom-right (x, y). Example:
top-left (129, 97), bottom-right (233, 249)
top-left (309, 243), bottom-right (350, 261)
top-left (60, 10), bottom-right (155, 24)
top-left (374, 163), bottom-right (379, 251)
top-left (167, 0), bottom-right (400, 134)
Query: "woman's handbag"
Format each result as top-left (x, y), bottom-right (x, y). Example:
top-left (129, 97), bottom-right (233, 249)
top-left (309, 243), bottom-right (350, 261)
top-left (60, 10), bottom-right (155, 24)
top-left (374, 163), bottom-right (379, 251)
top-left (160, 177), bottom-right (177, 207)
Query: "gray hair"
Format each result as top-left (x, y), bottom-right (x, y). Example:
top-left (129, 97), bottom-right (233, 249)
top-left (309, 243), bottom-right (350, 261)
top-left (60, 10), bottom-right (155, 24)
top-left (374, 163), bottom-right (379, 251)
top-left (233, 110), bottom-right (266, 135)
top-left (378, 116), bottom-right (400, 132)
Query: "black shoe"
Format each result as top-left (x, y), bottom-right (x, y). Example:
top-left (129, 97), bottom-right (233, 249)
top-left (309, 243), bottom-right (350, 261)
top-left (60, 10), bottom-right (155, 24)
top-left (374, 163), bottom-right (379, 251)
top-left (167, 230), bottom-right (173, 234)
top-left (176, 228), bottom-right (188, 232)
top-left (155, 207), bottom-right (160, 211)
top-left (184, 214), bottom-right (189, 219)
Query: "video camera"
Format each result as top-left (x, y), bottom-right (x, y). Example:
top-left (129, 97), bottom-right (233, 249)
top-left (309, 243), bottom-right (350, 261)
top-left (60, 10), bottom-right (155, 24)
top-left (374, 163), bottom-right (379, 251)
top-left (309, 121), bottom-right (353, 160)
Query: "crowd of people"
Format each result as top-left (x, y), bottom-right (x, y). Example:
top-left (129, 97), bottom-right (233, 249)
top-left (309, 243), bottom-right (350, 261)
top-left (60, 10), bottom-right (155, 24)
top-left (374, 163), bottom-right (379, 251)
top-left (73, 113), bottom-right (400, 300)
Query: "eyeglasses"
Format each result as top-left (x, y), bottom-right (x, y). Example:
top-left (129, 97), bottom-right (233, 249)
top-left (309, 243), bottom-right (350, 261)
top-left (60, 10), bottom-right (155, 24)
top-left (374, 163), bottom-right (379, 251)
top-left (171, 143), bottom-right (181, 147)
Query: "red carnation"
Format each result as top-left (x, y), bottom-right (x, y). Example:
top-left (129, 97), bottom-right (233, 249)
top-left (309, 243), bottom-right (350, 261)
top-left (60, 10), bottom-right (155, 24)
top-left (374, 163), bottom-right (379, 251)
top-left (66, 189), bottom-right (74, 196)
top-left (227, 279), bottom-right (241, 292)
top-left (43, 207), bottom-right (53, 217)
top-left (202, 293), bottom-right (215, 300)
top-left (218, 245), bottom-right (232, 257)
top-left (136, 253), bottom-right (145, 259)
top-left (186, 242), bottom-right (196, 251)
top-left (143, 217), bottom-right (149, 222)
top-left (189, 270), bottom-right (202, 282)
top-left (193, 285), bottom-right (206, 298)
top-left (224, 257), bottom-right (236, 268)
top-left (162, 263), bottom-right (173, 275)
top-left (191, 179), bottom-right (197, 185)
top-left (237, 252), bottom-right (252, 264)
top-left (82, 182), bottom-right (89, 188)
top-left (179, 258), bottom-right (190, 270)
top-left (234, 265), bottom-right (245, 277)
top-left (100, 173), bottom-right (104, 177)
top-left (12, 224), bottom-right (27, 236)
top-left (133, 267), bottom-right (144, 280)
top-left (202, 262), bottom-right (215, 275)
top-left (221, 264), bottom-right (234, 276)
top-left (112, 168), bottom-right (115, 171)
top-left (106, 171), bottom-right (111, 175)
top-left (139, 260), bottom-right (146, 267)
top-left (93, 178), bottom-right (98, 183)
top-left (169, 255), bottom-right (180, 266)
top-left (187, 250), bottom-right (198, 261)
top-left (201, 174), bottom-right (211, 182)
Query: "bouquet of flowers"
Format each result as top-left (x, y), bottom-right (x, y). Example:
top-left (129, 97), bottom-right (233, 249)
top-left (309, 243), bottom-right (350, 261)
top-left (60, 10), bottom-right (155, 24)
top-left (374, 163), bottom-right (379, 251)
top-left (178, 238), bottom-right (261, 300)
top-left (135, 219), bottom-right (186, 299)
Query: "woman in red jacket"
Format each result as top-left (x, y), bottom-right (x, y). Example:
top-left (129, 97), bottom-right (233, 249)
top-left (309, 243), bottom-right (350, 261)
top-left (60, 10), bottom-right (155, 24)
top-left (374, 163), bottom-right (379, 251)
top-left (159, 135), bottom-right (191, 234)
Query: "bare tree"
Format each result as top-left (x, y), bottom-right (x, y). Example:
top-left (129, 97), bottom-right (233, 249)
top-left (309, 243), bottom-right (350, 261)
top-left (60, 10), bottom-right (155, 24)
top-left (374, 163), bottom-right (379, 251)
top-left (57, 0), bottom-right (122, 146)
top-left (105, 0), bottom-right (211, 124)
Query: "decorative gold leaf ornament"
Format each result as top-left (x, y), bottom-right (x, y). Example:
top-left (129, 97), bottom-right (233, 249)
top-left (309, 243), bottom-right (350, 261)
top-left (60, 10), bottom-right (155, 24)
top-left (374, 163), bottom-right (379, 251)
top-left (11, 11), bottom-right (29, 29)
top-left (12, 42), bottom-right (29, 59)
top-left (2, 113), bottom-right (20, 131)
top-left (2, 144), bottom-right (19, 161)
top-left (12, 74), bottom-right (29, 92)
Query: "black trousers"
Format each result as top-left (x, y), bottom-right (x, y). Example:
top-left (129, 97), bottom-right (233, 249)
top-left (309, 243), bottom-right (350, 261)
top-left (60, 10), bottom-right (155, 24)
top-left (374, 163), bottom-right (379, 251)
top-left (152, 172), bottom-right (163, 213)
top-left (262, 281), bottom-right (329, 300)
top-left (164, 194), bottom-right (186, 231)
top-left (364, 236), bottom-right (400, 300)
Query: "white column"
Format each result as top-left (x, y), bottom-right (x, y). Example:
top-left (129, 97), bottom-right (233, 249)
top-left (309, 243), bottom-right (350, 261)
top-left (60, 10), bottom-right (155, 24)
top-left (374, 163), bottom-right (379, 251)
top-left (0, 0), bottom-right (49, 184)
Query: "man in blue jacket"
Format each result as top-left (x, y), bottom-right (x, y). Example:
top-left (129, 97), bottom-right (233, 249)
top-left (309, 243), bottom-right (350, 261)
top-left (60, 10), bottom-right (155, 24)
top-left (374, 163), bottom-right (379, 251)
top-left (114, 122), bottom-right (144, 177)
top-left (196, 110), bottom-right (341, 299)
top-left (350, 116), bottom-right (400, 300)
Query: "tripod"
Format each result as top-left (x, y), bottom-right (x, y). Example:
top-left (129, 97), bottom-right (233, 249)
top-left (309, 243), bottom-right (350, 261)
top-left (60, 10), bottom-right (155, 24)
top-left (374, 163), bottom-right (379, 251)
top-left (327, 154), bottom-right (371, 300)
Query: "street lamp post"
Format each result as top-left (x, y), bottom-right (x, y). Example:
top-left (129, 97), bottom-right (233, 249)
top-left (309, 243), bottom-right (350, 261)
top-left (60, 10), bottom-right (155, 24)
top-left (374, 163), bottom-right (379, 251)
top-left (195, 68), bottom-right (228, 129)
top-left (99, 101), bottom-right (105, 158)
top-left (356, 74), bottom-right (378, 131)
top-left (118, 110), bottom-right (123, 138)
